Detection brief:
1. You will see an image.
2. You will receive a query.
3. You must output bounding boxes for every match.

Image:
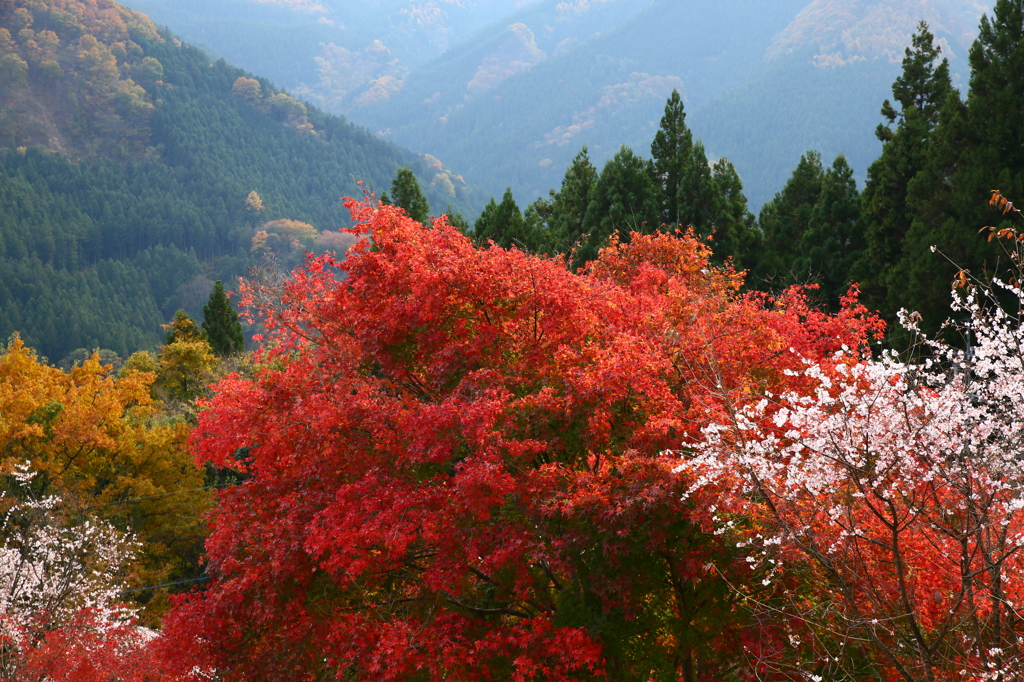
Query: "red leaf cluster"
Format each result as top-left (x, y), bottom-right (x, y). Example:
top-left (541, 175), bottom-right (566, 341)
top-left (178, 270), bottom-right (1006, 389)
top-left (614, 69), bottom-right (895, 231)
top-left (4, 609), bottom-right (164, 682)
top-left (159, 200), bottom-right (881, 680)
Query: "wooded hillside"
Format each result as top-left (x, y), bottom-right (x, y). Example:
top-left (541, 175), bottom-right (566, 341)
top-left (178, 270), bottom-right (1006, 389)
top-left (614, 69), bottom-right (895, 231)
top-left (0, 0), bottom-right (472, 363)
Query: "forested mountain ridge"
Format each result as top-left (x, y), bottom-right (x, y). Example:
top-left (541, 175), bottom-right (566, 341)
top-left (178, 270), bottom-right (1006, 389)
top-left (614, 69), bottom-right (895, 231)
top-left (0, 0), bottom-right (164, 159)
top-left (360, 0), bottom-right (986, 209)
top-left (118, 0), bottom-right (990, 209)
top-left (0, 0), bottom-right (471, 363)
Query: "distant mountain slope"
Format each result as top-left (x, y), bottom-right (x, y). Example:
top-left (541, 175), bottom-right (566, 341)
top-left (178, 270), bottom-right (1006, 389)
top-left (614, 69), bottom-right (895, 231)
top-left (0, 0), bottom-right (466, 362)
top-left (348, 0), bottom-right (812, 205)
top-left (353, 0), bottom-right (988, 208)
top-left (118, 0), bottom-right (539, 109)
top-left (688, 0), bottom-right (988, 207)
top-left (123, 0), bottom-right (989, 209)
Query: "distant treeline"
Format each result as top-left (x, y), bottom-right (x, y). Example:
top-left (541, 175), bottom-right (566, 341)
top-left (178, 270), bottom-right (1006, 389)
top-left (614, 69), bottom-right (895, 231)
top-left (472, 13), bottom-right (1024, 338)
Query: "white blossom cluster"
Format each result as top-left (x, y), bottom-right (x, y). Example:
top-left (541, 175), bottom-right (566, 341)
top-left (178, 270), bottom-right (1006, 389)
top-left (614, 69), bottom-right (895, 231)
top-left (677, 281), bottom-right (1024, 678)
top-left (0, 463), bottom-right (138, 638)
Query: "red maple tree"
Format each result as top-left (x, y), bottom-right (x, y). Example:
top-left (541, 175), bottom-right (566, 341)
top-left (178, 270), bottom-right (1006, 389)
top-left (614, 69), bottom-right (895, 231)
top-left (158, 199), bottom-right (881, 680)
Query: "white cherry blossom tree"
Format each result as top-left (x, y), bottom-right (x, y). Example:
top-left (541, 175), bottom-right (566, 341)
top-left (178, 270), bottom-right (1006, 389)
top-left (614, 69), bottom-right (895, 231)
top-left (681, 197), bottom-right (1024, 681)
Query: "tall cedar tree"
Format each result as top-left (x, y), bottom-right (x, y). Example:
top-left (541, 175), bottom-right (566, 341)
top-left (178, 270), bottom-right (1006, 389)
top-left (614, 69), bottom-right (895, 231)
top-left (755, 152), bottom-right (863, 309)
top-left (857, 23), bottom-right (953, 317)
top-left (965, 0), bottom-right (1024, 207)
top-left (795, 154), bottom-right (863, 310)
top-left (473, 188), bottom-right (531, 250)
top-left (651, 89), bottom-right (693, 226)
top-left (709, 158), bottom-right (759, 269)
top-left (754, 151), bottom-right (825, 288)
top-left (383, 167), bottom-right (431, 224)
top-left (650, 91), bottom-right (757, 267)
top-left (547, 146), bottom-right (598, 257)
top-left (677, 140), bottom-right (719, 239)
top-left (202, 280), bottom-right (244, 355)
top-left (896, 0), bottom-right (1024, 330)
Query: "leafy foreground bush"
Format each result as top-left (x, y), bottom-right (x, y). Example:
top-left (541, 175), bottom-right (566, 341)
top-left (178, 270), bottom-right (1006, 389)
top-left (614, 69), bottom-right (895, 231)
top-left (157, 199), bottom-right (883, 680)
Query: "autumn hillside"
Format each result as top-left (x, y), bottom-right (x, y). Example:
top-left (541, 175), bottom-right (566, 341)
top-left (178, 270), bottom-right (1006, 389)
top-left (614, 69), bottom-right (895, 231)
top-left (0, 0), bottom-right (475, 363)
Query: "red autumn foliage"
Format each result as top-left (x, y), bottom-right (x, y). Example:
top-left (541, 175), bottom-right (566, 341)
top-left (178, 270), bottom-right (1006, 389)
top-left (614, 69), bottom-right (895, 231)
top-left (5, 609), bottom-right (164, 682)
top-left (158, 199), bottom-right (882, 680)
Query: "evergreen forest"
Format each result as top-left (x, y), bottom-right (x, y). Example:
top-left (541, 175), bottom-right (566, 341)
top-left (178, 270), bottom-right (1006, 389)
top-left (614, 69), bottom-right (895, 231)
top-left (0, 0), bottom-right (474, 363)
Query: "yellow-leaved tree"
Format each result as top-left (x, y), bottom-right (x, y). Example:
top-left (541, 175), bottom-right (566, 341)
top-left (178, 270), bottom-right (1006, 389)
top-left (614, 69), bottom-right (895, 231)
top-left (0, 334), bottom-right (211, 624)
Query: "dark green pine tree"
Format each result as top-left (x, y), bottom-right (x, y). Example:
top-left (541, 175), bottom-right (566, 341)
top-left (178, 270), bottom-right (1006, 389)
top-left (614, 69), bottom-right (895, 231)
top-left (896, 1), bottom-right (1023, 330)
top-left (387, 167), bottom-right (431, 224)
top-left (753, 151), bottom-right (825, 290)
top-left (796, 155), bottom-right (864, 309)
top-left (857, 22), bottom-right (953, 317)
top-left (473, 188), bottom-right (531, 250)
top-left (202, 281), bottom-right (244, 355)
top-left (965, 0), bottom-right (1024, 195)
top-left (650, 90), bottom-right (693, 225)
top-left (677, 140), bottom-right (719, 239)
top-left (547, 146), bottom-right (599, 256)
top-left (709, 158), bottom-right (759, 269)
top-left (521, 197), bottom-right (556, 254)
top-left (895, 93), bottom-right (969, 330)
top-left (578, 145), bottom-right (661, 267)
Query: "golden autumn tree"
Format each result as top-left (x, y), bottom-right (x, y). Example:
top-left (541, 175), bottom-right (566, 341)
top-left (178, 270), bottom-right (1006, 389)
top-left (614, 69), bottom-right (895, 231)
top-left (151, 310), bottom-right (219, 414)
top-left (0, 334), bottom-right (211, 624)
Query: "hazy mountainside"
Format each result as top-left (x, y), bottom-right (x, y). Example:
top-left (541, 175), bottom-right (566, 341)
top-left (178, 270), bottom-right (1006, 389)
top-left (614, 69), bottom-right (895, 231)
top-left (123, 0), bottom-right (989, 209)
top-left (689, 0), bottom-right (989, 208)
top-left (351, 0), bottom-right (809, 207)
top-left (353, 0), bottom-right (987, 209)
top-left (117, 0), bottom-right (538, 111)
top-left (0, 0), bottom-right (465, 363)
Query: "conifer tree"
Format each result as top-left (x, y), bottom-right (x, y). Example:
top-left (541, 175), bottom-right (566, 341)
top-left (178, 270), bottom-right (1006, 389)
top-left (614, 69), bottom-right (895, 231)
top-left (651, 90), bottom-right (693, 225)
top-left (649, 92), bottom-right (758, 268)
top-left (677, 140), bottom-right (718, 238)
top-left (754, 153), bottom-right (863, 308)
top-left (894, 1), bottom-right (1023, 330)
top-left (578, 145), bottom-right (660, 267)
top-left (796, 155), bottom-right (863, 308)
top-left (202, 280), bottom-right (244, 356)
top-left (473, 188), bottom-right (530, 250)
top-left (967, 0), bottom-right (1024, 184)
top-left (709, 158), bottom-right (759, 269)
top-left (857, 22), bottom-right (953, 317)
top-left (387, 167), bottom-right (430, 224)
top-left (754, 151), bottom-right (825, 289)
top-left (547, 146), bottom-right (598, 255)
top-left (895, 93), bottom-right (969, 330)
